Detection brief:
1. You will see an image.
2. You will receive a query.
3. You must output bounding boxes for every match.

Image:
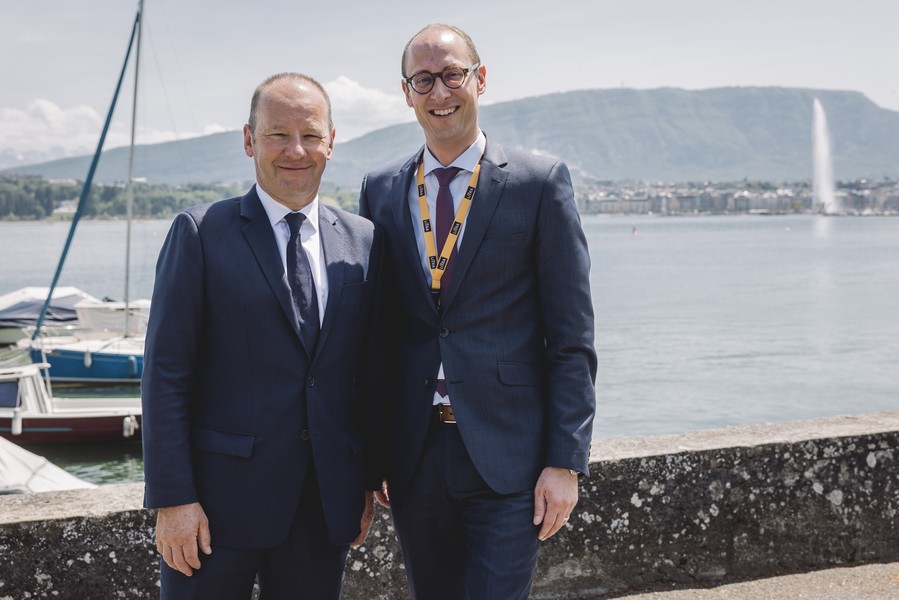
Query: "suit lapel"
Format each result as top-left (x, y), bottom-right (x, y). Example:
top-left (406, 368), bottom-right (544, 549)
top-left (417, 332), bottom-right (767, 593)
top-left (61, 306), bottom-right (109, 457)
top-left (392, 150), bottom-right (439, 314)
top-left (442, 141), bottom-right (508, 312)
top-left (240, 187), bottom-right (310, 355)
top-left (316, 204), bottom-right (345, 358)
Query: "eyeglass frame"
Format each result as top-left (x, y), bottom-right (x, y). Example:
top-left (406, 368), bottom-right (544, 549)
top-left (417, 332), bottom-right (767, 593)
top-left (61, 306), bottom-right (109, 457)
top-left (403, 62), bottom-right (481, 95)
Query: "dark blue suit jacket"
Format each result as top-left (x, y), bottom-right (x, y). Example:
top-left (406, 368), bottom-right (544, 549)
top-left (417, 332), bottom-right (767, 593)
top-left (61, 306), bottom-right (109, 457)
top-left (142, 187), bottom-right (384, 548)
top-left (359, 140), bottom-right (596, 495)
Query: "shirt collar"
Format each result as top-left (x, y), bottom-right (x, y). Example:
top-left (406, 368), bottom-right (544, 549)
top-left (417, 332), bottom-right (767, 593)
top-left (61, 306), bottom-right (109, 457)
top-left (423, 130), bottom-right (486, 176)
top-left (255, 183), bottom-right (320, 233)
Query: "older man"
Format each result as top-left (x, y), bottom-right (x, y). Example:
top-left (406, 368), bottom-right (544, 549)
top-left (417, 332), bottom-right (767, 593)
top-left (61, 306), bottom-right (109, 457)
top-left (142, 73), bottom-right (384, 599)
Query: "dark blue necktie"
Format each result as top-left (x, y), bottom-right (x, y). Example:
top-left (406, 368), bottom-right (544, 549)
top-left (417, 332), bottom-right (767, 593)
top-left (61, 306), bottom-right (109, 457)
top-left (284, 212), bottom-right (320, 353)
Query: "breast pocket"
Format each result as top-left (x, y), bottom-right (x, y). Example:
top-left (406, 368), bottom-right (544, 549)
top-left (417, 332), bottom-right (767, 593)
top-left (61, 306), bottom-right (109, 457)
top-left (479, 231), bottom-right (526, 251)
top-left (340, 279), bottom-right (371, 304)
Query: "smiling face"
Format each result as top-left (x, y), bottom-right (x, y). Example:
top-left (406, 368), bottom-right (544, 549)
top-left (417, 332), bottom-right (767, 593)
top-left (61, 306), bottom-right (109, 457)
top-left (402, 27), bottom-right (486, 165)
top-left (243, 78), bottom-right (335, 210)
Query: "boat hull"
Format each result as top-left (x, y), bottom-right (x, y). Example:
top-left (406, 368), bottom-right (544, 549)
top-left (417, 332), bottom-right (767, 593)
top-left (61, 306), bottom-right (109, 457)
top-left (30, 345), bottom-right (143, 383)
top-left (0, 414), bottom-right (142, 444)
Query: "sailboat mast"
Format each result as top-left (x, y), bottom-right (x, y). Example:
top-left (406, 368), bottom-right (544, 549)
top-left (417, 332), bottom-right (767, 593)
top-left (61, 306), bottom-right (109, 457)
top-left (31, 5), bottom-right (143, 340)
top-left (124, 0), bottom-right (143, 338)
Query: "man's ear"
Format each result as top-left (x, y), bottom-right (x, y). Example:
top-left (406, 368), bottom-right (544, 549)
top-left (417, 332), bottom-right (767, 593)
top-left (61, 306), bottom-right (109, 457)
top-left (476, 65), bottom-right (487, 97)
top-left (402, 80), bottom-right (414, 108)
top-left (243, 124), bottom-right (254, 157)
top-left (326, 129), bottom-right (336, 159)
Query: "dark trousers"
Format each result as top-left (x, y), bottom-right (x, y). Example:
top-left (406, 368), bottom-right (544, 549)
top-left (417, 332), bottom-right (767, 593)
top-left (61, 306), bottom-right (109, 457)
top-left (159, 468), bottom-right (350, 600)
top-left (390, 419), bottom-right (541, 600)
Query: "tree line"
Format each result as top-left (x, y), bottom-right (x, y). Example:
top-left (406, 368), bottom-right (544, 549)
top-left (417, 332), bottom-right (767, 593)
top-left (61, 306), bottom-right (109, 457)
top-left (0, 175), bottom-right (361, 220)
top-left (0, 175), bottom-right (247, 220)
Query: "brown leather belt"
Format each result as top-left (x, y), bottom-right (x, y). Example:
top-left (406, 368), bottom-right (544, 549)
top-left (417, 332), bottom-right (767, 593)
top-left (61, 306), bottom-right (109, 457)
top-left (434, 403), bottom-right (456, 424)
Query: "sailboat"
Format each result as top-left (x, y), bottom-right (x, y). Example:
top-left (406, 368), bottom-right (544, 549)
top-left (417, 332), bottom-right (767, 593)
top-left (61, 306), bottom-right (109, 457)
top-left (23, 0), bottom-right (149, 384)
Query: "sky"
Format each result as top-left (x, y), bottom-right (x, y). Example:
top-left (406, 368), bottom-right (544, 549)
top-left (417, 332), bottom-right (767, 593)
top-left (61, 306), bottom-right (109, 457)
top-left (2, 0), bottom-right (897, 167)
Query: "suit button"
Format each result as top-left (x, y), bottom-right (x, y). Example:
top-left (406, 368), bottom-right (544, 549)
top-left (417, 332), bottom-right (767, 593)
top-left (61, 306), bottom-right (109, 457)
top-left (300, 430), bottom-right (310, 440)
top-left (307, 376), bottom-right (316, 387)
top-left (439, 327), bottom-right (449, 338)
top-left (424, 378), bottom-right (433, 388)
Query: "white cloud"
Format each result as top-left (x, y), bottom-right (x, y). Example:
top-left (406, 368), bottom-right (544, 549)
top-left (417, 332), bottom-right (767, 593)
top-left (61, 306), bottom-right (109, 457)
top-left (0, 99), bottom-right (232, 168)
top-left (0, 100), bottom-right (104, 160)
top-left (0, 79), bottom-right (409, 169)
top-left (324, 76), bottom-right (414, 142)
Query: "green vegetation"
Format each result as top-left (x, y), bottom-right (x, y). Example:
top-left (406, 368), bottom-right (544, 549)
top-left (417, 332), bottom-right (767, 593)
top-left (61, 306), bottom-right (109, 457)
top-left (0, 174), bottom-right (247, 220)
top-left (320, 184), bottom-right (360, 214)
top-left (0, 175), bottom-right (361, 220)
top-left (0, 175), bottom-right (77, 219)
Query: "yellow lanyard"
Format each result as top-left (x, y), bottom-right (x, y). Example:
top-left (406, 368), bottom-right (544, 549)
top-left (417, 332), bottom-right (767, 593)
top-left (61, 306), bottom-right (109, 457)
top-left (416, 154), bottom-right (483, 291)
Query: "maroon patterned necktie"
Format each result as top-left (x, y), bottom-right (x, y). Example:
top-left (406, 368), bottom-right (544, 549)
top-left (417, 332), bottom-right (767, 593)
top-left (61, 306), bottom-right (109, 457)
top-left (433, 167), bottom-right (460, 399)
top-left (433, 166), bottom-right (462, 305)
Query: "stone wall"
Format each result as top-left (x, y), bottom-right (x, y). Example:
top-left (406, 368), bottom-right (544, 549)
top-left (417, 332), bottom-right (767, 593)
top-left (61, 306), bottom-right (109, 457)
top-left (2, 411), bottom-right (898, 599)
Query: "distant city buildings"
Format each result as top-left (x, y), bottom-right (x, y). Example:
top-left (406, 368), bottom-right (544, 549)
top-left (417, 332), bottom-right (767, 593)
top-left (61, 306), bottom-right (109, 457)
top-left (576, 178), bottom-right (899, 215)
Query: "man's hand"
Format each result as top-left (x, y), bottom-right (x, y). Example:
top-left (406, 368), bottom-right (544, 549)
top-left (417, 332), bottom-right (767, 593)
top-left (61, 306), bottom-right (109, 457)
top-left (156, 502), bottom-right (212, 577)
top-left (532, 467), bottom-right (579, 541)
top-left (351, 491), bottom-right (375, 548)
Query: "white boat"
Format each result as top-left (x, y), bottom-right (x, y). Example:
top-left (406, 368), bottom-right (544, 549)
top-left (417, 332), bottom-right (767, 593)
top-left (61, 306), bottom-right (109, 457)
top-left (74, 298), bottom-right (151, 337)
top-left (0, 436), bottom-right (95, 494)
top-left (0, 287), bottom-right (99, 346)
top-left (0, 363), bottom-right (141, 444)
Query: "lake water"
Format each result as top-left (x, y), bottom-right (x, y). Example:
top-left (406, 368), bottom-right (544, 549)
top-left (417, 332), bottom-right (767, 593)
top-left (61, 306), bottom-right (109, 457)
top-left (2, 215), bottom-right (898, 483)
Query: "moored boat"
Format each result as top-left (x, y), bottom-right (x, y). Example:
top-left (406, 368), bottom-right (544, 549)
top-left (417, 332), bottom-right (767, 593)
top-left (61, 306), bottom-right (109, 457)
top-left (0, 363), bottom-right (141, 444)
top-left (22, 299), bottom-right (149, 383)
top-left (27, 335), bottom-right (145, 383)
top-left (0, 287), bottom-right (99, 346)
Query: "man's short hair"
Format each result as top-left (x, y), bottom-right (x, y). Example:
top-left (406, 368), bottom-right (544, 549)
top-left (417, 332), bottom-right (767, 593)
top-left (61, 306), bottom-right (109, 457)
top-left (247, 72), bottom-right (334, 133)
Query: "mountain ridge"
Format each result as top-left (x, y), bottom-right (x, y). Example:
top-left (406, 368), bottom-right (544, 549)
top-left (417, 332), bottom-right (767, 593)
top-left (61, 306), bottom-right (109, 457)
top-left (5, 86), bottom-right (898, 185)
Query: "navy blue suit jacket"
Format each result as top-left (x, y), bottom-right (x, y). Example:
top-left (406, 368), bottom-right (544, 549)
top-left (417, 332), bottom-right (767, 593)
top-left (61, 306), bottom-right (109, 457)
top-left (359, 139), bottom-right (596, 495)
top-left (142, 187), bottom-right (384, 548)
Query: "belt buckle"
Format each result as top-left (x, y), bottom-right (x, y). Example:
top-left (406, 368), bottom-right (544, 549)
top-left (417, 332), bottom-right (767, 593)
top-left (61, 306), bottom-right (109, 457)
top-left (437, 403), bottom-right (456, 424)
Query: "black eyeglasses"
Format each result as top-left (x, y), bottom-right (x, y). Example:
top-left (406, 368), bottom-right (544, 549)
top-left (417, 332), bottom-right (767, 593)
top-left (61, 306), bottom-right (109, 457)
top-left (404, 63), bottom-right (480, 95)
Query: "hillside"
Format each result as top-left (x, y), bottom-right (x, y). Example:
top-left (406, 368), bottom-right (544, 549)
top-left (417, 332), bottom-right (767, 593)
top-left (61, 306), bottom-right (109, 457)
top-left (5, 87), bottom-right (899, 185)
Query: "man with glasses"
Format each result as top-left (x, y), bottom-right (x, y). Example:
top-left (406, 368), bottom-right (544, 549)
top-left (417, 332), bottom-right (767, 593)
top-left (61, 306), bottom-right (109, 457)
top-left (359, 24), bottom-right (596, 599)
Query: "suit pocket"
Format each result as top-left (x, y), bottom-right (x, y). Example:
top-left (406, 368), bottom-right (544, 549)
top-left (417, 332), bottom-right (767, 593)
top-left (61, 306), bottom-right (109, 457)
top-left (192, 426), bottom-right (255, 458)
top-left (342, 279), bottom-right (371, 291)
top-left (497, 361), bottom-right (542, 386)
top-left (479, 231), bottom-right (526, 251)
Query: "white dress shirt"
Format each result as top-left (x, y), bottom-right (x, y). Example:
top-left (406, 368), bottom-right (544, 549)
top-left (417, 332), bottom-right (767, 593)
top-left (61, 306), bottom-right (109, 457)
top-left (256, 184), bottom-right (328, 325)
top-left (407, 131), bottom-right (487, 405)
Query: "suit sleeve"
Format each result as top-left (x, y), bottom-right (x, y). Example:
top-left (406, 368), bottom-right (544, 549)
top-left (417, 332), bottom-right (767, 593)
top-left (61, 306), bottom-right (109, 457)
top-left (535, 161), bottom-right (597, 476)
top-left (358, 173), bottom-right (373, 220)
top-left (358, 174), bottom-right (402, 487)
top-left (359, 222), bottom-right (389, 489)
top-left (141, 212), bottom-right (205, 508)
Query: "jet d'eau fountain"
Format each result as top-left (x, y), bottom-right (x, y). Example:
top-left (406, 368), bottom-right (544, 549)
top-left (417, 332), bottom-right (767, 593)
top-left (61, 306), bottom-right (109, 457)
top-left (812, 98), bottom-right (843, 214)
